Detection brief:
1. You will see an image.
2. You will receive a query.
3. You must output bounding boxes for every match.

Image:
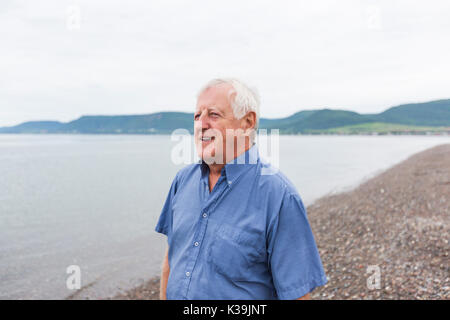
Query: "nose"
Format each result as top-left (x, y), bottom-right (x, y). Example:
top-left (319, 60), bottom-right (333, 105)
top-left (195, 111), bottom-right (210, 132)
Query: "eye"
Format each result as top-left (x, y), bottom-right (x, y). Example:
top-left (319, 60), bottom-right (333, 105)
top-left (194, 114), bottom-right (200, 120)
top-left (210, 112), bottom-right (219, 118)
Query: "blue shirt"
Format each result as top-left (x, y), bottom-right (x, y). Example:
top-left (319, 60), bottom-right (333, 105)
top-left (155, 144), bottom-right (327, 300)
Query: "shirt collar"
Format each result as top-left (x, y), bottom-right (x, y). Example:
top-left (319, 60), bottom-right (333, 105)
top-left (200, 143), bottom-right (259, 185)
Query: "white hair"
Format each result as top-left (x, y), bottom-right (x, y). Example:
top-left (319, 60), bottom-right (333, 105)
top-left (197, 78), bottom-right (260, 131)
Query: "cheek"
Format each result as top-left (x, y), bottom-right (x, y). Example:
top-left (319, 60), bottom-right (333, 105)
top-left (194, 121), bottom-right (202, 132)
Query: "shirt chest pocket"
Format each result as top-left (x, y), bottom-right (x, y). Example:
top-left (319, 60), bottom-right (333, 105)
top-left (207, 224), bottom-right (265, 281)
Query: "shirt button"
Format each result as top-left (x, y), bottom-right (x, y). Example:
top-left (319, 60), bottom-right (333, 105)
top-left (185, 271), bottom-right (190, 277)
top-left (194, 242), bottom-right (199, 247)
top-left (202, 213), bottom-right (207, 218)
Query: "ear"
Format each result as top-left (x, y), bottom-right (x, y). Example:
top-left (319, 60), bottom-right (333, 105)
top-left (241, 111), bottom-right (256, 130)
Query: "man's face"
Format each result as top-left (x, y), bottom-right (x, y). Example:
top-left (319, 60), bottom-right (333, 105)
top-left (194, 84), bottom-right (244, 164)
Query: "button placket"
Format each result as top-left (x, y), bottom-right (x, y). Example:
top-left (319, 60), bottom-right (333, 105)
top-left (183, 175), bottom-right (231, 298)
top-left (183, 207), bottom-right (210, 298)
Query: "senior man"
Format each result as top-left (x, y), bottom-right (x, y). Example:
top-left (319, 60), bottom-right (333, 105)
top-left (155, 78), bottom-right (327, 300)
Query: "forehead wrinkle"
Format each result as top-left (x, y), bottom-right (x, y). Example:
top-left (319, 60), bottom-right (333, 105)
top-left (195, 104), bottom-right (225, 114)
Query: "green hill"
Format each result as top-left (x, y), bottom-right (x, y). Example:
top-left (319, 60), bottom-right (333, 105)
top-left (260, 110), bottom-right (318, 129)
top-left (1, 99), bottom-right (449, 134)
top-left (305, 122), bottom-right (449, 135)
top-left (273, 109), bottom-right (376, 134)
top-left (63, 112), bottom-right (194, 134)
top-left (376, 99), bottom-right (450, 126)
top-left (0, 121), bottom-right (63, 133)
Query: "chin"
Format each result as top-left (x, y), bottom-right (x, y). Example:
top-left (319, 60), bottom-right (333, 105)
top-left (203, 151), bottom-right (215, 162)
top-left (196, 146), bottom-right (214, 163)
top-left (199, 149), bottom-right (223, 165)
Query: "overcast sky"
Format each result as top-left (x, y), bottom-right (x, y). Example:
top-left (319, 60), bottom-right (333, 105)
top-left (1, 0), bottom-right (449, 127)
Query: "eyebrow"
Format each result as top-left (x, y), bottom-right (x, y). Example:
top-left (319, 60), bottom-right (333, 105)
top-left (195, 106), bottom-right (224, 115)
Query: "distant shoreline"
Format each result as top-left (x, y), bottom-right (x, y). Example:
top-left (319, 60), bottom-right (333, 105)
top-left (2, 99), bottom-right (449, 135)
top-left (104, 143), bottom-right (450, 300)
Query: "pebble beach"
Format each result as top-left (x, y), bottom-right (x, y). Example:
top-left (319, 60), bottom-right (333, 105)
top-left (110, 143), bottom-right (450, 300)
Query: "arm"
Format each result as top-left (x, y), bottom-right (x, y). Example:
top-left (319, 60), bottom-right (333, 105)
top-left (159, 246), bottom-right (170, 300)
top-left (267, 193), bottom-right (327, 300)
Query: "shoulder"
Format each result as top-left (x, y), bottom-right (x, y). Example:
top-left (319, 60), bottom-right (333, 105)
top-left (251, 160), bottom-right (307, 223)
top-left (254, 161), bottom-right (308, 233)
top-left (166, 163), bottom-right (200, 195)
top-left (256, 160), bottom-right (300, 199)
top-left (174, 162), bottom-right (201, 184)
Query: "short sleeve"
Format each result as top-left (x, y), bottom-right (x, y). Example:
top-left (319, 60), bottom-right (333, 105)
top-left (154, 173), bottom-right (180, 243)
top-left (267, 192), bottom-right (327, 299)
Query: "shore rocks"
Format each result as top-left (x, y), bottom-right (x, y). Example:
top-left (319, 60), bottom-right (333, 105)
top-left (309, 143), bottom-right (449, 300)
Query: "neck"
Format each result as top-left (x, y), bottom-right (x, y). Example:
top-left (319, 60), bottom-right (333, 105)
top-left (208, 163), bottom-right (225, 177)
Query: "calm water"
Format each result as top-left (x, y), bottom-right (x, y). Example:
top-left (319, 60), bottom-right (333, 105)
top-left (1, 134), bottom-right (449, 299)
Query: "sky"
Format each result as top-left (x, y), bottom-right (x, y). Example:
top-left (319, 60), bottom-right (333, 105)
top-left (1, 0), bottom-right (450, 127)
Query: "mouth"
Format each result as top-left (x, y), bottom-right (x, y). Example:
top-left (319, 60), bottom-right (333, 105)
top-left (200, 136), bottom-right (215, 142)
